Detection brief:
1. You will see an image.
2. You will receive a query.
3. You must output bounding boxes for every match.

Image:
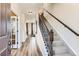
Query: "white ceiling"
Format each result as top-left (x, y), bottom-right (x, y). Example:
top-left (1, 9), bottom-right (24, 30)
top-left (17, 3), bottom-right (43, 14)
top-left (13, 3), bottom-right (43, 22)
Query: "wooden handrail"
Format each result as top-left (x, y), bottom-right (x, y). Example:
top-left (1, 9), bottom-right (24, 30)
top-left (44, 9), bottom-right (79, 36)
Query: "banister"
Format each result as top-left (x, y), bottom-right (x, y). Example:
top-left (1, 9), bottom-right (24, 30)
top-left (39, 15), bottom-right (49, 33)
top-left (44, 9), bottom-right (79, 36)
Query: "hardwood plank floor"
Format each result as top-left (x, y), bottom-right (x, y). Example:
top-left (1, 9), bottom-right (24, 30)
top-left (11, 36), bottom-right (42, 56)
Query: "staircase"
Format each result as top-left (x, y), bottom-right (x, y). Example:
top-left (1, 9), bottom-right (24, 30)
top-left (53, 29), bottom-right (75, 56)
top-left (39, 14), bottom-right (75, 56)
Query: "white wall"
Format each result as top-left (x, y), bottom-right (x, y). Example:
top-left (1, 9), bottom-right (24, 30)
top-left (20, 14), bottom-right (26, 42)
top-left (44, 3), bottom-right (79, 33)
top-left (25, 12), bottom-right (36, 35)
top-left (11, 3), bottom-right (27, 48)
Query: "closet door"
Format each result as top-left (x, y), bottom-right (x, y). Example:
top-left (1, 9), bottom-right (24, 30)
top-left (0, 4), bottom-right (1, 36)
top-left (0, 3), bottom-right (11, 56)
top-left (26, 23), bottom-right (28, 35)
top-left (1, 3), bottom-right (7, 36)
top-left (5, 3), bottom-right (11, 55)
top-left (31, 23), bottom-right (33, 36)
top-left (6, 3), bottom-right (11, 34)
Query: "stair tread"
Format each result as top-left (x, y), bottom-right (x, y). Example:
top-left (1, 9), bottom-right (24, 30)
top-left (53, 46), bottom-right (68, 54)
top-left (53, 40), bottom-right (64, 44)
top-left (55, 53), bottom-right (72, 56)
top-left (53, 42), bottom-right (65, 47)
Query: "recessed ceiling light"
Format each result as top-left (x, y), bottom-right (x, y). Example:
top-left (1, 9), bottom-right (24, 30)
top-left (28, 11), bottom-right (32, 13)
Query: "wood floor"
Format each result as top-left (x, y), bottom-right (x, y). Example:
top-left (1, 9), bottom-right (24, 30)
top-left (11, 37), bottom-right (42, 56)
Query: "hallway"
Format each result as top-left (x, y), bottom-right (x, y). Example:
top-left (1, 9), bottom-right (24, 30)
top-left (11, 36), bottom-right (42, 56)
top-left (0, 3), bottom-right (79, 56)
